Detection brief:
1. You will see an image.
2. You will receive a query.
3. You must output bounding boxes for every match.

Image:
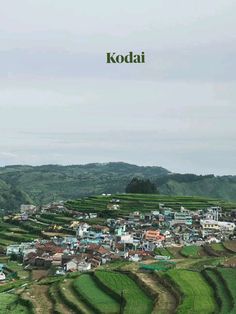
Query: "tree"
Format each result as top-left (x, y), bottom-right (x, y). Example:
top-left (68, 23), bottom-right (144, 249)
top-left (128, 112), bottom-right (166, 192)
top-left (125, 177), bottom-right (157, 194)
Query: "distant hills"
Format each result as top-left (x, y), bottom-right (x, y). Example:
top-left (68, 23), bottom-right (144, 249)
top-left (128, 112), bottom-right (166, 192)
top-left (0, 162), bottom-right (235, 210)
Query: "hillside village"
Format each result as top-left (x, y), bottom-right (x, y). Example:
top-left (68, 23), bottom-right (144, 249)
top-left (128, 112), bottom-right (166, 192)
top-left (2, 195), bottom-right (236, 278)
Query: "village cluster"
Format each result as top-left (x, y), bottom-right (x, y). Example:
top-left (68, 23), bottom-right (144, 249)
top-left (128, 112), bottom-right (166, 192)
top-left (4, 200), bottom-right (236, 276)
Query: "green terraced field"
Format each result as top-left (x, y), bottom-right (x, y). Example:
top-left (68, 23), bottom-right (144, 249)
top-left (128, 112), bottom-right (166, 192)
top-left (165, 269), bottom-right (216, 314)
top-left (59, 278), bottom-right (93, 314)
top-left (180, 245), bottom-right (201, 258)
top-left (154, 247), bottom-right (174, 258)
top-left (211, 243), bottom-right (226, 252)
top-left (217, 268), bottom-right (236, 314)
top-left (204, 269), bottom-right (232, 314)
top-left (0, 294), bottom-right (30, 314)
top-left (73, 274), bottom-right (119, 314)
top-left (223, 241), bottom-right (236, 253)
top-left (95, 270), bottom-right (153, 314)
top-left (67, 193), bottom-right (235, 214)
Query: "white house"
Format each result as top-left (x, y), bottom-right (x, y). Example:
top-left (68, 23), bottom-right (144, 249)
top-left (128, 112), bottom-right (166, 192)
top-left (76, 223), bottom-right (90, 238)
top-left (200, 219), bottom-right (235, 237)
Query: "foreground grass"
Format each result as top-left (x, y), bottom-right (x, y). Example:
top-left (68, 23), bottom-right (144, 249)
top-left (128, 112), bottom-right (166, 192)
top-left (204, 269), bottom-right (232, 314)
top-left (165, 269), bottom-right (216, 314)
top-left (180, 245), bottom-right (201, 258)
top-left (211, 243), bottom-right (226, 252)
top-left (95, 270), bottom-right (153, 314)
top-left (59, 278), bottom-right (93, 314)
top-left (217, 268), bottom-right (236, 314)
top-left (0, 294), bottom-right (30, 314)
top-left (73, 274), bottom-right (119, 314)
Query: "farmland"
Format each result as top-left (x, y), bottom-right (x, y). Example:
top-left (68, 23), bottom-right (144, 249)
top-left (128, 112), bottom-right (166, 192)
top-left (0, 193), bottom-right (236, 313)
top-left (66, 193), bottom-right (236, 213)
top-left (180, 245), bottom-right (202, 258)
top-left (164, 269), bottom-right (216, 314)
top-left (203, 269), bottom-right (232, 314)
top-left (0, 293), bottom-right (31, 314)
top-left (73, 273), bottom-right (120, 313)
top-left (217, 268), bottom-right (236, 314)
top-left (223, 240), bottom-right (236, 253)
top-left (95, 270), bottom-right (153, 314)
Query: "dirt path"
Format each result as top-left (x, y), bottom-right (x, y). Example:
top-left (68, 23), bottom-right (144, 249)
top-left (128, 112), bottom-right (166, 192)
top-left (50, 283), bottom-right (75, 314)
top-left (23, 284), bottom-right (53, 314)
top-left (136, 272), bottom-right (177, 314)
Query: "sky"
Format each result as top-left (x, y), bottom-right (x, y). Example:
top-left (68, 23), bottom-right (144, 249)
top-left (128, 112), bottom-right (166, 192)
top-left (0, 0), bottom-right (236, 175)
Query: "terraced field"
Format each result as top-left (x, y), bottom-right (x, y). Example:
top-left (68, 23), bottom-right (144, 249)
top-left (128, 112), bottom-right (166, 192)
top-left (154, 247), bottom-right (174, 258)
top-left (49, 282), bottom-right (75, 314)
top-left (22, 284), bottom-right (53, 314)
top-left (58, 278), bottom-right (93, 314)
top-left (217, 268), bottom-right (236, 314)
top-left (73, 274), bottom-right (119, 314)
top-left (180, 245), bottom-right (202, 258)
top-left (95, 270), bottom-right (153, 314)
top-left (203, 269), bottom-right (232, 314)
top-left (0, 293), bottom-right (30, 314)
top-left (223, 241), bottom-right (236, 253)
top-left (135, 271), bottom-right (177, 314)
top-left (211, 243), bottom-right (227, 253)
top-left (67, 193), bottom-right (235, 213)
top-left (164, 269), bottom-right (216, 314)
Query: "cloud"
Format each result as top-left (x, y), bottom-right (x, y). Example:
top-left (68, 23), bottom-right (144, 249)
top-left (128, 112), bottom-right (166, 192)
top-left (0, 1), bottom-right (235, 174)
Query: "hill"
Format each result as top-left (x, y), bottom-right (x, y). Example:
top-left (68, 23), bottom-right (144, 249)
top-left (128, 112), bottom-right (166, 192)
top-left (0, 162), bottom-right (235, 210)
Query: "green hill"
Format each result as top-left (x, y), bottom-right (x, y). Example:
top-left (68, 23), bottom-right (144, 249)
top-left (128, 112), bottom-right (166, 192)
top-left (0, 162), bottom-right (235, 210)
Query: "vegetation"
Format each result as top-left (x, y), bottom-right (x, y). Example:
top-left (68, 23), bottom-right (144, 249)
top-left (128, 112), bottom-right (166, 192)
top-left (0, 163), bottom-right (236, 210)
top-left (223, 241), bottom-right (236, 253)
top-left (203, 269), bottom-right (232, 314)
top-left (95, 270), bottom-right (153, 314)
top-left (154, 247), bottom-right (174, 258)
top-left (58, 278), bottom-right (93, 314)
top-left (125, 177), bottom-right (157, 194)
top-left (0, 294), bottom-right (31, 314)
top-left (217, 268), bottom-right (236, 313)
top-left (68, 193), bottom-right (236, 215)
top-left (164, 269), bottom-right (216, 314)
top-left (73, 274), bottom-right (119, 313)
top-left (211, 243), bottom-right (226, 252)
top-left (180, 245), bottom-right (201, 258)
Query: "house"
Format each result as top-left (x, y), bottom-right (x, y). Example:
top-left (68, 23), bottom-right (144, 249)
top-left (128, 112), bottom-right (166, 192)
top-left (89, 213), bottom-right (98, 219)
top-left (76, 223), bottom-right (90, 238)
top-left (34, 255), bottom-right (53, 268)
top-left (170, 212), bottom-right (192, 226)
top-left (6, 244), bottom-right (21, 256)
top-left (129, 254), bottom-right (141, 262)
top-left (200, 219), bottom-right (235, 237)
top-left (89, 257), bottom-right (101, 268)
top-left (145, 230), bottom-right (165, 242)
top-left (52, 252), bottom-right (63, 266)
top-left (107, 204), bottom-right (120, 210)
top-left (77, 261), bottom-right (91, 272)
top-left (65, 258), bottom-right (91, 272)
top-left (20, 204), bottom-right (37, 214)
top-left (0, 272), bottom-right (6, 281)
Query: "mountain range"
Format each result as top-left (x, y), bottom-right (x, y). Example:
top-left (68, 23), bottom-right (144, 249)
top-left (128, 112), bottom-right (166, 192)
top-left (0, 162), bottom-right (236, 210)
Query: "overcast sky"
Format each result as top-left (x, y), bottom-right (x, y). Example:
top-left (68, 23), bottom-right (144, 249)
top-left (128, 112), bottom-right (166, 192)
top-left (0, 0), bottom-right (235, 175)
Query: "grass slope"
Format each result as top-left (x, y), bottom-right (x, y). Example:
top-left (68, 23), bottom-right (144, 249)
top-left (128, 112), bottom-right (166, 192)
top-left (0, 294), bottom-right (30, 314)
top-left (180, 245), bottom-right (202, 258)
top-left (204, 269), bottom-right (232, 314)
top-left (67, 193), bottom-right (236, 214)
top-left (73, 274), bottom-right (119, 314)
top-left (165, 269), bottom-right (216, 314)
top-left (217, 268), bottom-right (236, 314)
top-left (95, 270), bottom-right (153, 314)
